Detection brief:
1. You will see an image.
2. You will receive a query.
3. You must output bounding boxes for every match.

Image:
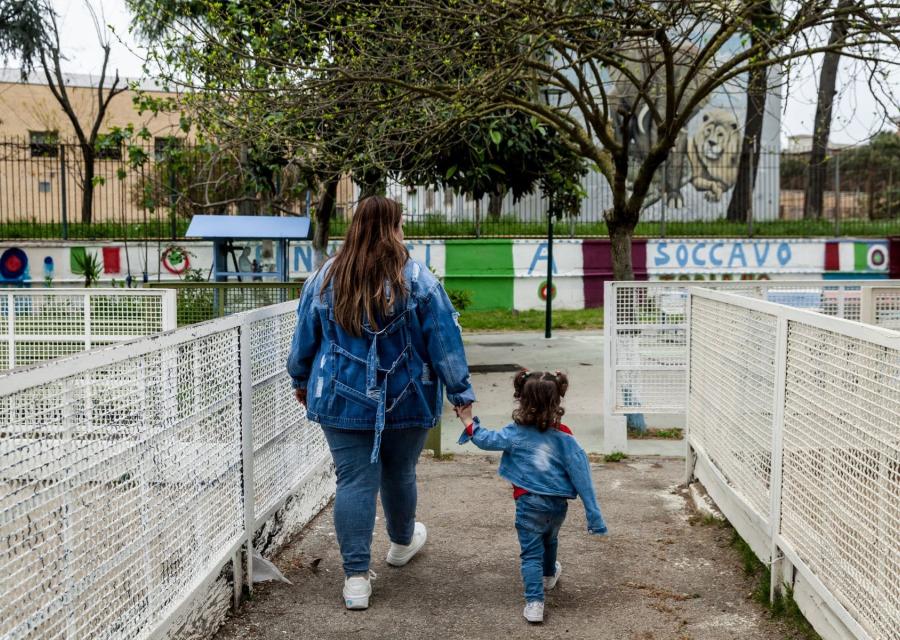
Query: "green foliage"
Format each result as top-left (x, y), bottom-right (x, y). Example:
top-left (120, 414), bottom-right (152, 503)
top-left (71, 251), bottom-right (103, 287)
top-left (603, 451), bottom-right (628, 462)
top-left (0, 0), bottom-right (44, 72)
top-left (458, 308), bottom-right (602, 332)
top-left (447, 288), bottom-right (473, 311)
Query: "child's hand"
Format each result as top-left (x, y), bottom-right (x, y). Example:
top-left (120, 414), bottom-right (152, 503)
top-left (455, 403), bottom-right (473, 426)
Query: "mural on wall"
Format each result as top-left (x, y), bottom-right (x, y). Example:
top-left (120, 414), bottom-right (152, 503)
top-left (599, 35), bottom-right (779, 223)
top-left (0, 238), bottom-right (893, 308)
top-left (0, 247), bottom-right (30, 284)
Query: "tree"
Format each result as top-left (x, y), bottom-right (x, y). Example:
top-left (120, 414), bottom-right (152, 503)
top-left (401, 111), bottom-right (587, 229)
top-left (294, 0), bottom-right (900, 278)
top-left (0, 0), bottom-right (43, 72)
top-left (804, 0), bottom-right (855, 220)
top-left (17, 0), bottom-right (128, 224)
top-left (726, 1), bottom-right (777, 224)
top-left (132, 0), bottom-right (900, 278)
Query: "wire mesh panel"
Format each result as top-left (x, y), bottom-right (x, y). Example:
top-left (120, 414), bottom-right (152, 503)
top-left (0, 328), bottom-right (244, 640)
top-left (144, 283), bottom-right (303, 327)
top-left (686, 295), bottom-right (779, 522)
top-left (779, 322), bottom-right (899, 640)
top-left (862, 287), bottom-right (900, 331)
top-left (0, 299), bottom-right (333, 640)
top-left (249, 308), bottom-right (328, 522)
top-left (607, 280), bottom-right (900, 415)
top-left (0, 289), bottom-right (175, 370)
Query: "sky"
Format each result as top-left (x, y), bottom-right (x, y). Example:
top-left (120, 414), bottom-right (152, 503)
top-left (29, 0), bottom-right (900, 148)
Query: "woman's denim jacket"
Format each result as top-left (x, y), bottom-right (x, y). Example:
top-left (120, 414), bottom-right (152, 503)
top-left (287, 258), bottom-right (475, 461)
top-left (458, 418), bottom-right (608, 535)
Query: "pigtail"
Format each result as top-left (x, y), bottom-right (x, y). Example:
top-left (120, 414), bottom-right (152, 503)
top-left (513, 369), bottom-right (530, 398)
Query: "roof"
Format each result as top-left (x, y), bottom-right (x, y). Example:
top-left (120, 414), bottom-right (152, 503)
top-left (185, 215), bottom-right (312, 240)
top-left (0, 68), bottom-right (170, 92)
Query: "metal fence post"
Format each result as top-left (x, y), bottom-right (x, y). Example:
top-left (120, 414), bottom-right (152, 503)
top-left (83, 292), bottom-right (92, 351)
top-left (59, 144), bottom-right (69, 240)
top-left (161, 289), bottom-right (178, 331)
top-left (834, 154), bottom-right (841, 236)
top-left (767, 314), bottom-right (789, 603)
top-left (6, 291), bottom-right (15, 369)
top-left (683, 290), bottom-right (695, 484)
top-left (238, 320), bottom-right (256, 601)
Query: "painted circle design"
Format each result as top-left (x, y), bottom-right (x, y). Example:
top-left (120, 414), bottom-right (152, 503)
top-left (867, 245), bottom-right (887, 270)
top-left (161, 246), bottom-right (190, 274)
top-left (538, 281), bottom-right (557, 301)
top-left (0, 248), bottom-right (28, 279)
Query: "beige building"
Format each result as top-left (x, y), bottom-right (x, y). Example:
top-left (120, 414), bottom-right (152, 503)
top-left (0, 69), bottom-right (186, 227)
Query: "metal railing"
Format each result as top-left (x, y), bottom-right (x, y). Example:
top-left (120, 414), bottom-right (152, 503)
top-left (685, 288), bottom-right (899, 640)
top-left (144, 281), bottom-right (303, 326)
top-left (861, 285), bottom-right (900, 330)
top-left (2, 133), bottom-right (897, 240)
top-left (0, 300), bottom-right (334, 640)
top-left (1, 288), bottom-right (176, 370)
top-left (601, 279), bottom-right (900, 452)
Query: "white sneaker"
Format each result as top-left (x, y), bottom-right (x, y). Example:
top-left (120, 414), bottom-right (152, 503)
top-left (343, 570), bottom-right (376, 610)
top-left (523, 601), bottom-right (544, 623)
top-left (386, 522), bottom-right (427, 567)
top-left (544, 561), bottom-right (562, 591)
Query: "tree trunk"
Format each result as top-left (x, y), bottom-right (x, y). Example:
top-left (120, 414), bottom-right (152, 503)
top-left (313, 176), bottom-right (338, 268)
top-left (804, 0), bottom-right (850, 220)
top-left (726, 58), bottom-right (768, 222)
top-left (488, 185), bottom-right (505, 219)
top-left (608, 218), bottom-right (636, 280)
top-left (80, 145), bottom-right (95, 224)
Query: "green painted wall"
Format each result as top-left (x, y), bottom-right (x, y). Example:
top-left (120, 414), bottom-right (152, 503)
top-left (444, 240), bottom-right (513, 310)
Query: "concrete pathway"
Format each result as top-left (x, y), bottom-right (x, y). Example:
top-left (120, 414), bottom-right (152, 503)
top-left (214, 456), bottom-right (800, 640)
top-left (439, 331), bottom-right (684, 456)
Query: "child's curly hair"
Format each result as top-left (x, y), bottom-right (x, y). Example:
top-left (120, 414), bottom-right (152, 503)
top-left (512, 369), bottom-right (569, 432)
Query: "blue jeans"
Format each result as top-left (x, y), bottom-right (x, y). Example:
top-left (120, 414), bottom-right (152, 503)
top-left (322, 426), bottom-right (430, 576)
top-left (515, 493), bottom-right (568, 602)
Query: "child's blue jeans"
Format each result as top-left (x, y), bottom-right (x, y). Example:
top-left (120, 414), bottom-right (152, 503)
top-left (515, 492), bottom-right (569, 602)
top-left (322, 426), bottom-right (430, 576)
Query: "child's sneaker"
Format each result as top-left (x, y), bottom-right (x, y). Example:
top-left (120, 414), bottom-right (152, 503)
top-left (343, 571), bottom-right (376, 610)
top-left (386, 522), bottom-right (427, 566)
top-left (544, 561), bottom-right (562, 590)
top-left (523, 601), bottom-right (544, 623)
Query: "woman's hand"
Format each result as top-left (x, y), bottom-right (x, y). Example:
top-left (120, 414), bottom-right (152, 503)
top-left (295, 388), bottom-right (307, 407)
top-left (455, 403), bottom-right (473, 426)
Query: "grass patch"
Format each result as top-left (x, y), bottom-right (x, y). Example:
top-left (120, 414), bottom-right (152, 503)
top-left (458, 307), bottom-right (602, 332)
top-left (603, 451), bottom-right (628, 463)
top-left (729, 530), bottom-right (822, 640)
top-left (629, 427), bottom-right (684, 440)
top-left (8, 216), bottom-right (899, 241)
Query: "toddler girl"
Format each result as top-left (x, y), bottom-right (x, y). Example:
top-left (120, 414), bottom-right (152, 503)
top-left (456, 369), bottom-right (607, 624)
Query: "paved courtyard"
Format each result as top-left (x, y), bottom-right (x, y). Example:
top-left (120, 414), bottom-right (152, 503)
top-left (213, 456), bottom-right (800, 640)
top-left (438, 331), bottom-right (684, 456)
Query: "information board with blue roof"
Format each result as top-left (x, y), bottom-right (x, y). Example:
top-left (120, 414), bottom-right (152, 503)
top-left (185, 215), bottom-right (312, 282)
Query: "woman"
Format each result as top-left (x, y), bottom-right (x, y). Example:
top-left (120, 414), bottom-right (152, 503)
top-left (287, 196), bottom-right (475, 610)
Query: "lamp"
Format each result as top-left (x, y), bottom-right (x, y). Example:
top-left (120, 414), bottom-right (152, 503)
top-left (540, 86), bottom-right (566, 107)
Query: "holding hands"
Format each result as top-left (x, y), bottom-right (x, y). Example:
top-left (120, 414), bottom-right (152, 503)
top-left (454, 403), bottom-right (473, 426)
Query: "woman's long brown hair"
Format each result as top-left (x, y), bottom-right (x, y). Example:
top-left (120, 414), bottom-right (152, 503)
top-left (320, 196), bottom-right (409, 336)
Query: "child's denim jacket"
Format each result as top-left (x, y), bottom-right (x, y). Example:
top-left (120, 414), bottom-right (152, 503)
top-left (287, 258), bottom-right (475, 461)
top-left (458, 418), bottom-right (608, 535)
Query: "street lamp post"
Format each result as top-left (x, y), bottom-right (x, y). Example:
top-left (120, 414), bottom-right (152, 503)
top-left (540, 86), bottom-right (566, 339)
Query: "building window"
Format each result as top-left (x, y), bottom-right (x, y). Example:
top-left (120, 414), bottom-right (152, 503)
top-left (96, 133), bottom-right (122, 161)
top-left (154, 136), bottom-right (183, 161)
top-left (38, 180), bottom-right (51, 193)
top-left (30, 131), bottom-right (59, 158)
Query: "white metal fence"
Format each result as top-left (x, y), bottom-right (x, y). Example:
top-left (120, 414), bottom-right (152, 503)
top-left (0, 300), bottom-right (333, 640)
top-left (685, 288), bottom-right (899, 640)
top-left (601, 279), bottom-right (900, 451)
top-left (0, 288), bottom-right (177, 370)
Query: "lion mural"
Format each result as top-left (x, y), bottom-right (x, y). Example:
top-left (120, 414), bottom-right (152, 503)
top-left (605, 42), bottom-right (743, 210)
top-left (688, 109), bottom-right (741, 202)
